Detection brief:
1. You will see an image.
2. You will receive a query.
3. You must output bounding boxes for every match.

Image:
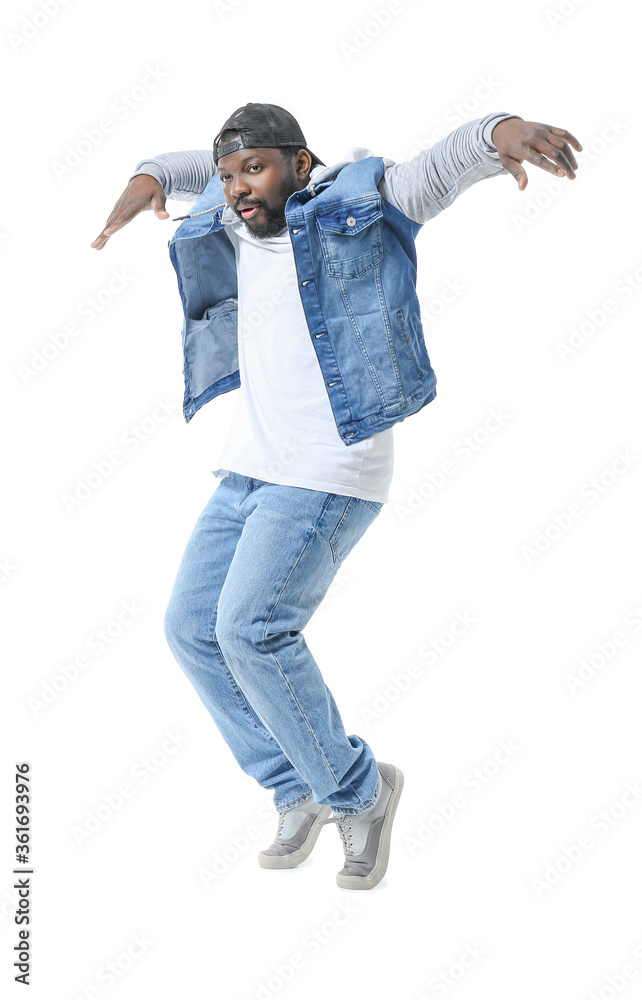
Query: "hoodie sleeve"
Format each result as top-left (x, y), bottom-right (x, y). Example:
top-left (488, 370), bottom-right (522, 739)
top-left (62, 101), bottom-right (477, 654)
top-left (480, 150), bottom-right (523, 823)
top-left (378, 113), bottom-right (522, 224)
top-left (128, 149), bottom-right (215, 201)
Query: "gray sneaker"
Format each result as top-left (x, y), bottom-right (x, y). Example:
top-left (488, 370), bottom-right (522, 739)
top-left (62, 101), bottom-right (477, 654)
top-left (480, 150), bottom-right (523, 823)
top-left (258, 797), bottom-right (331, 870)
top-left (320, 762), bottom-right (404, 890)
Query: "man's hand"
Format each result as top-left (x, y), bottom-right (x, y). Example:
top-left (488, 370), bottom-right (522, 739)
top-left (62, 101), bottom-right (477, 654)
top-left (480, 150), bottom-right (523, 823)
top-left (91, 174), bottom-right (169, 250)
top-left (491, 119), bottom-right (582, 191)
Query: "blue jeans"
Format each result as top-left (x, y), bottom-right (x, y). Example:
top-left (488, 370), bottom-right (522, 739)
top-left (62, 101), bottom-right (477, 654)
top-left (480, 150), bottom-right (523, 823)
top-left (164, 472), bottom-right (384, 814)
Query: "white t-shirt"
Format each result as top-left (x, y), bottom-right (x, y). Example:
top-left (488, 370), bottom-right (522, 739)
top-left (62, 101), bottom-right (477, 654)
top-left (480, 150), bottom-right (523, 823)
top-left (212, 219), bottom-right (394, 503)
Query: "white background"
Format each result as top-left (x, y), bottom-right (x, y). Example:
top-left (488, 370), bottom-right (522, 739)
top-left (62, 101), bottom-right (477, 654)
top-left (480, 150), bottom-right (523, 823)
top-left (2, 0), bottom-right (641, 997)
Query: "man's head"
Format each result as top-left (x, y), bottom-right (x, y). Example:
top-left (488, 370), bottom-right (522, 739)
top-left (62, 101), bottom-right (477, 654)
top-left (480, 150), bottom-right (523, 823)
top-left (213, 103), bottom-right (324, 239)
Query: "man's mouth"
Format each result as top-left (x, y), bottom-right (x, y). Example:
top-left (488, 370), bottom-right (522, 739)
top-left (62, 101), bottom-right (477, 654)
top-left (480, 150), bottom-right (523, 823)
top-left (238, 203), bottom-right (261, 219)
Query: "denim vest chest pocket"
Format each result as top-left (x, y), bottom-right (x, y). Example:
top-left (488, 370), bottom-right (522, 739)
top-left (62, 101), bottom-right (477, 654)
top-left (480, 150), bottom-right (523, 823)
top-left (315, 199), bottom-right (383, 279)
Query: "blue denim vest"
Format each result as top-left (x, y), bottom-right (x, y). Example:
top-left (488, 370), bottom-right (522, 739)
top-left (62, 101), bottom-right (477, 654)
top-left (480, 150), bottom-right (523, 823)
top-left (168, 156), bottom-right (437, 443)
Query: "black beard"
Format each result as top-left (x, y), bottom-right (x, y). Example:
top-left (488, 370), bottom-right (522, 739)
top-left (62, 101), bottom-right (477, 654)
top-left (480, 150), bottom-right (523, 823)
top-left (242, 202), bottom-right (288, 239)
top-left (239, 161), bottom-right (299, 239)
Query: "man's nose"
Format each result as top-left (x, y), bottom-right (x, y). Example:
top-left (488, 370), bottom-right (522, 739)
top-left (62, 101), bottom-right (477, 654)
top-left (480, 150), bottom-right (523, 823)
top-left (230, 175), bottom-right (251, 199)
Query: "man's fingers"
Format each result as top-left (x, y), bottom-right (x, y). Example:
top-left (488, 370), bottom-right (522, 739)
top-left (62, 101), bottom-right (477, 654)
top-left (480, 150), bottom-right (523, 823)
top-left (525, 125), bottom-right (582, 179)
top-left (90, 177), bottom-right (167, 250)
top-left (105, 203), bottom-right (142, 233)
top-left (90, 200), bottom-right (131, 247)
top-left (90, 200), bottom-right (166, 247)
top-left (91, 211), bottom-right (138, 247)
top-left (91, 212), bottom-right (129, 246)
top-left (530, 139), bottom-right (578, 178)
top-left (515, 167), bottom-right (528, 191)
top-left (502, 156), bottom-right (528, 190)
top-left (548, 126), bottom-right (583, 152)
top-left (547, 133), bottom-right (580, 168)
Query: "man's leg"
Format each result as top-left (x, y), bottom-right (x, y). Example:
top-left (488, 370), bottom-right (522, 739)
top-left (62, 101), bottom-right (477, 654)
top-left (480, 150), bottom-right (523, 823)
top-left (164, 472), bottom-right (312, 810)
top-left (214, 477), bottom-right (384, 814)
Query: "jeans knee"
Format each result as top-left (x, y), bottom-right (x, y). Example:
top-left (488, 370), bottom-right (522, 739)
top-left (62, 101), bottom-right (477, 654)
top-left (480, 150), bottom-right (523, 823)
top-left (215, 607), bottom-right (258, 661)
top-left (163, 591), bottom-right (193, 654)
top-left (163, 597), bottom-right (179, 652)
top-left (213, 613), bottom-right (234, 659)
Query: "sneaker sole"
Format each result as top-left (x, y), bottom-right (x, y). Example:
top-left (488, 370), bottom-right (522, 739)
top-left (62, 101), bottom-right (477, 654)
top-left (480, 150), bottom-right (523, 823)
top-left (335, 766), bottom-right (404, 890)
top-left (258, 805), bottom-right (332, 869)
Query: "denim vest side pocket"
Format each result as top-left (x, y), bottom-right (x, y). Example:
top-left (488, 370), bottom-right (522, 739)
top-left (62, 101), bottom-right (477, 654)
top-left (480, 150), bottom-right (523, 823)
top-left (395, 308), bottom-right (425, 379)
top-left (183, 297), bottom-right (239, 400)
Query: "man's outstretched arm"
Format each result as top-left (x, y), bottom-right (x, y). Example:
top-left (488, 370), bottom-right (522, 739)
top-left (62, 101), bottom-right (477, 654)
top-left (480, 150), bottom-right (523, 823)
top-left (91, 149), bottom-right (213, 250)
top-left (380, 112), bottom-right (581, 224)
top-left (128, 148), bottom-right (216, 200)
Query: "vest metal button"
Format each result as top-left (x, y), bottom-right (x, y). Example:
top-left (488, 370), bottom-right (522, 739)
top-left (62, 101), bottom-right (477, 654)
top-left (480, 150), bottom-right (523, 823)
top-left (346, 216), bottom-right (357, 227)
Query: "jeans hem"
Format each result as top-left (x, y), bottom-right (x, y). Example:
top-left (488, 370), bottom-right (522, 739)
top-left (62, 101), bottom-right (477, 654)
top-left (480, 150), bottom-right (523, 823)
top-left (276, 791), bottom-right (313, 813)
top-left (329, 786), bottom-right (378, 815)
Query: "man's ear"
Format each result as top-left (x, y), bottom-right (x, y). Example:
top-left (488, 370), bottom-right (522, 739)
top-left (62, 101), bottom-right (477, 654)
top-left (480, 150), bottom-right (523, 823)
top-left (295, 148), bottom-right (313, 179)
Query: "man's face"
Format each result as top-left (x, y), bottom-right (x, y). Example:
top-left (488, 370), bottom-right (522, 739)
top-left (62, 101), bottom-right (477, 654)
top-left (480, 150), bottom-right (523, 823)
top-left (216, 146), bottom-right (308, 239)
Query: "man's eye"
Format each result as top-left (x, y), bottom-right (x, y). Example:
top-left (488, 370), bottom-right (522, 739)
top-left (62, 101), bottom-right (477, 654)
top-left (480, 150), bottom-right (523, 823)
top-left (220, 165), bottom-right (261, 181)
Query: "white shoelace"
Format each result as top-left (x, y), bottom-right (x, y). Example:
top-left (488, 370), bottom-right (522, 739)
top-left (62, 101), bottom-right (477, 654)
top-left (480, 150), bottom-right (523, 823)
top-left (320, 814), bottom-right (355, 855)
